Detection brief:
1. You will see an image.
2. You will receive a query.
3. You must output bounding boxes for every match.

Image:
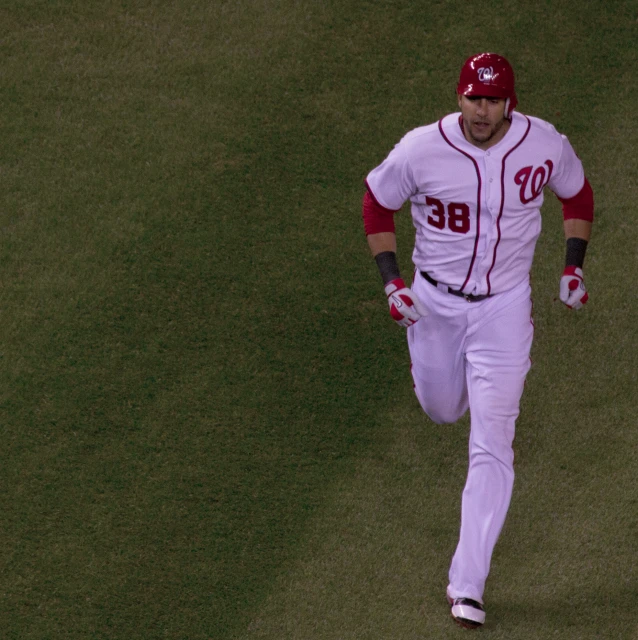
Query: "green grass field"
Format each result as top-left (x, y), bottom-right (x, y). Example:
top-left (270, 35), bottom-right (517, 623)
top-left (0, 1), bottom-right (636, 638)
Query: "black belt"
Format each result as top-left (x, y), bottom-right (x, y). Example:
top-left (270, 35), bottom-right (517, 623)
top-left (420, 271), bottom-right (492, 302)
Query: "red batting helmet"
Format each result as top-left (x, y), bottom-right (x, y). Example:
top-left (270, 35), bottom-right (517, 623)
top-left (457, 53), bottom-right (518, 117)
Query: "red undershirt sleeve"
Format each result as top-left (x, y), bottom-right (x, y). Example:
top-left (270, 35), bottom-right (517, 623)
top-left (362, 188), bottom-right (399, 235)
top-left (558, 177), bottom-right (594, 222)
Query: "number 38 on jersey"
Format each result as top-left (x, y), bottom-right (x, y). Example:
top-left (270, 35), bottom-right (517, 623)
top-left (425, 196), bottom-right (471, 234)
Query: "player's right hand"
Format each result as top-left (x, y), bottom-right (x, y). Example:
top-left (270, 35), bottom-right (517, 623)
top-left (559, 266), bottom-right (589, 310)
top-left (384, 278), bottom-right (428, 327)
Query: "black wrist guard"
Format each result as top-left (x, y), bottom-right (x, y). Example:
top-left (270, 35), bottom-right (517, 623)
top-left (565, 237), bottom-right (588, 268)
top-left (374, 251), bottom-right (401, 285)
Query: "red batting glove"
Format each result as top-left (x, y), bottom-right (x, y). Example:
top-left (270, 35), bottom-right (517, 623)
top-left (559, 266), bottom-right (589, 310)
top-left (384, 278), bottom-right (428, 327)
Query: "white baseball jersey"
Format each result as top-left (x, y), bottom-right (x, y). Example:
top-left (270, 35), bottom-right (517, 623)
top-left (366, 111), bottom-right (585, 295)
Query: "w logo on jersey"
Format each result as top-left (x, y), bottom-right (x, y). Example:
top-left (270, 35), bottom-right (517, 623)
top-left (477, 67), bottom-right (494, 82)
top-left (514, 161), bottom-right (554, 204)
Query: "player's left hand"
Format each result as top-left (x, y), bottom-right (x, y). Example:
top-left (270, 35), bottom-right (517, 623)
top-left (559, 266), bottom-right (589, 310)
top-left (384, 278), bottom-right (428, 327)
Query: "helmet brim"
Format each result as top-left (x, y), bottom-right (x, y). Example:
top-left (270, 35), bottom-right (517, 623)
top-left (457, 84), bottom-right (512, 100)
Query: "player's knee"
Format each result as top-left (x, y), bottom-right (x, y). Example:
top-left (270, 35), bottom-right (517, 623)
top-left (411, 370), bottom-right (469, 425)
top-left (425, 405), bottom-right (466, 425)
top-left (470, 426), bottom-right (516, 467)
top-left (414, 387), bottom-right (467, 424)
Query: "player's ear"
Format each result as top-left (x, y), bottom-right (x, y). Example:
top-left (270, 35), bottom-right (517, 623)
top-left (457, 94), bottom-right (463, 109)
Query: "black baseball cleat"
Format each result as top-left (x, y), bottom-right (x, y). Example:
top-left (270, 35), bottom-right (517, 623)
top-left (446, 589), bottom-right (486, 629)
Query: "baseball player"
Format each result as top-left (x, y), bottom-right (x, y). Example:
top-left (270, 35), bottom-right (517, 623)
top-left (362, 53), bottom-right (593, 628)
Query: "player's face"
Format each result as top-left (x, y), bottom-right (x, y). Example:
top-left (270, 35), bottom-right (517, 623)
top-left (458, 95), bottom-right (510, 150)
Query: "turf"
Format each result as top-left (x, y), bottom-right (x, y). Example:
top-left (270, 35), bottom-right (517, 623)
top-left (0, 1), bottom-right (636, 638)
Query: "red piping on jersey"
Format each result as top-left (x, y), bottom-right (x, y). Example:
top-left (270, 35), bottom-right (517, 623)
top-left (485, 116), bottom-right (532, 295)
top-left (438, 118), bottom-right (482, 294)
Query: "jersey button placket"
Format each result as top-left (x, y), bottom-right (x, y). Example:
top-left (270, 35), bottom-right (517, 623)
top-left (477, 152), bottom-right (500, 294)
top-left (468, 154), bottom-right (488, 296)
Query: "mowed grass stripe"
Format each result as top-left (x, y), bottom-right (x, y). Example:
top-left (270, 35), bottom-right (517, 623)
top-left (0, 2), bottom-right (408, 638)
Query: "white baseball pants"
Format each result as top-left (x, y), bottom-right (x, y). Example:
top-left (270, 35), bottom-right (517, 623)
top-left (407, 271), bottom-right (534, 603)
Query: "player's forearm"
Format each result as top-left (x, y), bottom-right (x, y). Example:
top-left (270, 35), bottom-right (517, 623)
top-left (563, 218), bottom-right (591, 242)
top-left (563, 219), bottom-right (592, 268)
top-left (559, 177), bottom-right (593, 243)
top-left (367, 232), bottom-right (402, 284)
top-left (367, 232), bottom-right (396, 257)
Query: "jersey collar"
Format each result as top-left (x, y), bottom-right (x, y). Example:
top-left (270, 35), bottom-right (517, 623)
top-left (442, 111), bottom-right (527, 156)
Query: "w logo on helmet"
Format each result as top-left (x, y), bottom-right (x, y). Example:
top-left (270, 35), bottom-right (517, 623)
top-left (458, 53), bottom-right (519, 113)
top-left (477, 67), bottom-right (494, 82)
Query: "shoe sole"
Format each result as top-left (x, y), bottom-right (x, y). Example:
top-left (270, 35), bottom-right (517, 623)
top-left (446, 593), bottom-right (485, 629)
top-left (451, 614), bottom-right (483, 630)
